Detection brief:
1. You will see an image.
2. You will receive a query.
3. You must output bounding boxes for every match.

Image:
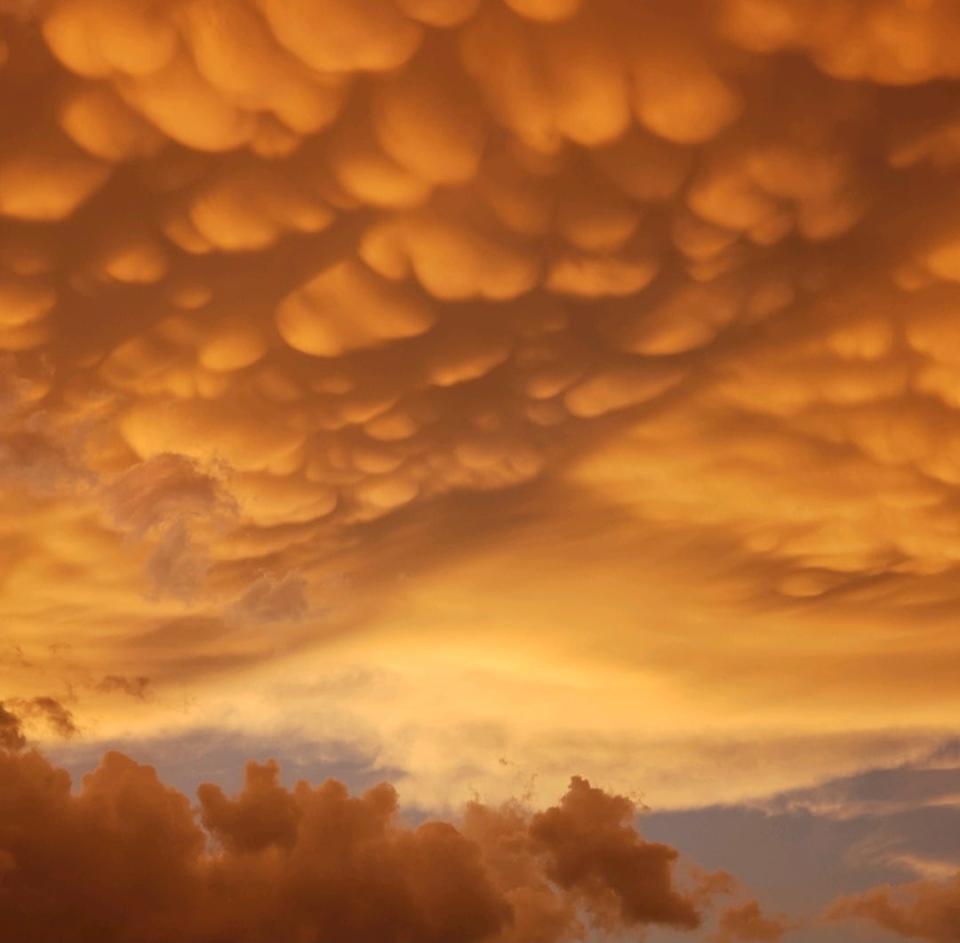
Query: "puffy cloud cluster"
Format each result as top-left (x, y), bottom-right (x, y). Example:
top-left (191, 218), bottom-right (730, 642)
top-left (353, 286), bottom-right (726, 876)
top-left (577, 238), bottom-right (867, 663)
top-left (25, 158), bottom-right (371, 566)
top-left (0, 0), bottom-right (956, 608)
top-left (830, 874), bottom-right (960, 942)
top-left (0, 724), bottom-right (768, 943)
top-left (719, 0), bottom-right (960, 85)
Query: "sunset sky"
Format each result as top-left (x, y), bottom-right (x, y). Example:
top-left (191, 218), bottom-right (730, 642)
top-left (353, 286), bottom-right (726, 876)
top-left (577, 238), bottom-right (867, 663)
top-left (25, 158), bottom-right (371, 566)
top-left (3, 1), bottom-right (960, 941)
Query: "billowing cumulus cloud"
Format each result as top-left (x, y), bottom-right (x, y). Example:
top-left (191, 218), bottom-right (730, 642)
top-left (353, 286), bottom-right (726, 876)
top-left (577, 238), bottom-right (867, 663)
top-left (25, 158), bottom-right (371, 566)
top-left (830, 874), bottom-right (960, 942)
top-left (0, 718), bottom-right (760, 943)
top-left (714, 902), bottom-right (792, 943)
top-left (4, 0), bottom-right (960, 898)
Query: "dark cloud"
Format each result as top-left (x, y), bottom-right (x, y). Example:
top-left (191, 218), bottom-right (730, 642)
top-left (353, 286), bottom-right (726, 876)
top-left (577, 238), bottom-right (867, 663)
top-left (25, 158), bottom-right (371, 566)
top-left (714, 901), bottom-right (793, 943)
top-left (528, 774), bottom-right (700, 929)
top-left (0, 745), bottom-right (726, 943)
top-left (7, 696), bottom-right (78, 739)
top-left (830, 875), bottom-right (960, 943)
top-left (94, 674), bottom-right (150, 699)
top-left (0, 702), bottom-right (25, 752)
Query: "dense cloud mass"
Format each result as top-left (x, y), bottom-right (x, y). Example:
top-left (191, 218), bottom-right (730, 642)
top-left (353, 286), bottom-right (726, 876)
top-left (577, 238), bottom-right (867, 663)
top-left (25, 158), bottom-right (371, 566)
top-left (0, 702), bottom-right (25, 752)
top-left (0, 714), bottom-right (775, 943)
top-left (830, 875), bottom-right (960, 942)
top-left (6, 0), bottom-right (960, 661)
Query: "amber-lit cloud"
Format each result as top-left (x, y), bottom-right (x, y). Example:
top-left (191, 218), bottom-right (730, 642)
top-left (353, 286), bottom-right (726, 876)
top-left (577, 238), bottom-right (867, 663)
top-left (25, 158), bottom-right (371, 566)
top-left (715, 901), bottom-right (793, 943)
top-left (6, 694), bottom-right (77, 738)
top-left (830, 874), bottom-right (960, 942)
top-left (3, 2), bottom-right (960, 935)
top-left (0, 718), bottom-right (790, 943)
top-left (3, 0), bottom-right (960, 800)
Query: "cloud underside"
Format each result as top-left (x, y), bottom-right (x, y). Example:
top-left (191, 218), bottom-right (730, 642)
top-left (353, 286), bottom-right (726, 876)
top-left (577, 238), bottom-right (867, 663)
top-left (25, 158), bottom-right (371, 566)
top-left (5, 0), bottom-right (960, 889)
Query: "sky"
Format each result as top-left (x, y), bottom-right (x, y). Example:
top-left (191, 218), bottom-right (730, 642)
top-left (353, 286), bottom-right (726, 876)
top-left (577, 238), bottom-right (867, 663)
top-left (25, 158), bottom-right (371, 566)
top-left (2, 0), bottom-right (960, 941)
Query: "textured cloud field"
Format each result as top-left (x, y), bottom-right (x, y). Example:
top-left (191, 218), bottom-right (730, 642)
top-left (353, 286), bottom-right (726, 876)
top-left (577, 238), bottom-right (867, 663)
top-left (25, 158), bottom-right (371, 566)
top-left (3, 0), bottom-right (960, 940)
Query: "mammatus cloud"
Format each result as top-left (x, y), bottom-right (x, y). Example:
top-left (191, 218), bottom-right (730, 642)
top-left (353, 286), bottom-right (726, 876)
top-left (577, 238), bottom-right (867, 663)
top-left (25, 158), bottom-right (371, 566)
top-left (6, 0), bottom-right (960, 663)
top-left (5, 0), bottom-right (960, 917)
top-left (0, 708), bottom-right (786, 943)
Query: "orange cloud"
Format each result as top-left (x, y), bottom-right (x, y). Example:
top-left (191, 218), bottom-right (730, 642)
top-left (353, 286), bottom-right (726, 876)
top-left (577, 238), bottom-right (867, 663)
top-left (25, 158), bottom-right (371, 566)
top-left (0, 720), bottom-right (743, 943)
top-left (3, 0), bottom-right (960, 832)
top-left (715, 901), bottom-right (793, 943)
top-left (830, 873), bottom-right (960, 942)
top-left (0, 702), bottom-right (25, 752)
top-left (7, 696), bottom-right (78, 739)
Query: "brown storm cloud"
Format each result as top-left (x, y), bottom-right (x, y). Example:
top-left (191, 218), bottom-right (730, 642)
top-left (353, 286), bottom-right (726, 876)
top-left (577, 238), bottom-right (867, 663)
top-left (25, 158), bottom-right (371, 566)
top-left (6, 0), bottom-right (960, 805)
top-left (0, 701), bottom-right (25, 751)
top-left (7, 694), bottom-right (78, 738)
top-left (714, 901), bottom-right (792, 943)
top-left (0, 713), bottom-right (789, 943)
top-left (830, 873), bottom-right (960, 942)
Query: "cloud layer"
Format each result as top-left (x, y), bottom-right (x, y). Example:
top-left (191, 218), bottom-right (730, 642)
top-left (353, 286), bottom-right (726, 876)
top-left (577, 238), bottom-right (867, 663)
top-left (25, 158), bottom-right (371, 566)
top-left (6, 0), bottom-right (960, 611)
top-left (5, 0), bottom-right (960, 863)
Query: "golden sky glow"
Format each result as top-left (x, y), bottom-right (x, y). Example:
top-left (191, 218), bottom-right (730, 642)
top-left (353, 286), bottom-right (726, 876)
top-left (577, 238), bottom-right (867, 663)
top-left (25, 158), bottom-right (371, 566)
top-left (4, 2), bottom-right (960, 941)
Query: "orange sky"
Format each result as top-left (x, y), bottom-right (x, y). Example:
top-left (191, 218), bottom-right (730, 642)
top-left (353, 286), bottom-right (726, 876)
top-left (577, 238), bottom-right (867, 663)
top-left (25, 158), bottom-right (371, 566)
top-left (4, 1), bottom-right (960, 941)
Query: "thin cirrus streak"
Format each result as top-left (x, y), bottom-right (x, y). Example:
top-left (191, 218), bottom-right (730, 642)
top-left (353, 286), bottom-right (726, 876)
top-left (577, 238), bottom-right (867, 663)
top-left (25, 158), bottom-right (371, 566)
top-left (2, 1), bottom-right (960, 941)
